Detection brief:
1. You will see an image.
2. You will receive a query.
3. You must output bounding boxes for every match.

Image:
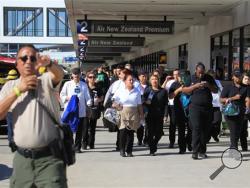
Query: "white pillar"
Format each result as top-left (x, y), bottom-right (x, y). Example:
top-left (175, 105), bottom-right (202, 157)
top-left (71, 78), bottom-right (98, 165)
top-left (167, 47), bottom-right (178, 69)
top-left (188, 25), bottom-right (210, 73)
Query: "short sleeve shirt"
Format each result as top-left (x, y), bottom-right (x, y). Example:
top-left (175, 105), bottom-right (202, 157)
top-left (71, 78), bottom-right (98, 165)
top-left (0, 73), bottom-right (60, 148)
top-left (112, 87), bottom-right (142, 107)
top-left (190, 74), bottom-right (214, 107)
top-left (221, 83), bottom-right (250, 110)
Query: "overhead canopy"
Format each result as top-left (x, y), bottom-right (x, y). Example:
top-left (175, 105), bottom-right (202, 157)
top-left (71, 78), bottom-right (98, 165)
top-left (65, 0), bottom-right (243, 64)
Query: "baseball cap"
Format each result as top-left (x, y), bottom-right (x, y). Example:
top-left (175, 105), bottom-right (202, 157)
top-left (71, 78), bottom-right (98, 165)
top-left (232, 69), bottom-right (241, 77)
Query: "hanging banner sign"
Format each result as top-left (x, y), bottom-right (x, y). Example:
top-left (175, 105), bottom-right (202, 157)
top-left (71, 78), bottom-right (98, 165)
top-left (88, 37), bottom-right (145, 47)
top-left (77, 20), bottom-right (174, 34)
top-left (77, 34), bottom-right (89, 61)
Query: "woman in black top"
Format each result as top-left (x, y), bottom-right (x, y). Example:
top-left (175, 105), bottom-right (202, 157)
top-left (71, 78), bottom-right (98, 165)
top-left (144, 74), bottom-right (168, 156)
top-left (169, 70), bottom-right (191, 154)
top-left (220, 69), bottom-right (250, 150)
top-left (86, 71), bottom-right (104, 149)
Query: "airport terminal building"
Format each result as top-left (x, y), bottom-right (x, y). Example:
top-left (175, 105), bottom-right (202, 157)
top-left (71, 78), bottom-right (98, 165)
top-left (0, 0), bottom-right (250, 78)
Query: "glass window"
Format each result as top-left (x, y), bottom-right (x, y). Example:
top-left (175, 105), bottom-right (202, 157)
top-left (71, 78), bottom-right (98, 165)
top-left (179, 44), bottom-right (188, 70)
top-left (232, 29), bottom-right (240, 70)
top-left (244, 25), bottom-right (250, 71)
top-left (9, 44), bottom-right (18, 53)
top-left (0, 44), bottom-right (8, 53)
top-left (47, 8), bottom-right (71, 37)
top-left (4, 8), bottom-right (43, 36)
top-left (211, 35), bottom-right (229, 80)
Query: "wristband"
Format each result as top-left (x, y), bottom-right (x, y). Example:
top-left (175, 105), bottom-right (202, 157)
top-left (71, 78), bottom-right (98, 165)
top-left (13, 86), bottom-right (21, 97)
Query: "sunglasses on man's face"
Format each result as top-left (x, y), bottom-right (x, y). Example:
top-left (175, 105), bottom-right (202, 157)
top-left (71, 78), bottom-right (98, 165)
top-left (18, 55), bottom-right (37, 63)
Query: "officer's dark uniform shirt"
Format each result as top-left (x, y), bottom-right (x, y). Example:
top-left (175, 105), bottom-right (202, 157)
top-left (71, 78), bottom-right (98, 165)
top-left (221, 83), bottom-right (250, 113)
top-left (190, 74), bottom-right (216, 107)
top-left (143, 87), bottom-right (168, 118)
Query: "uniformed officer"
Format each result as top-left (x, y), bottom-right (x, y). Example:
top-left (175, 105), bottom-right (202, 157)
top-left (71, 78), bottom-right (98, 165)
top-left (182, 63), bottom-right (218, 160)
top-left (0, 44), bottom-right (66, 187)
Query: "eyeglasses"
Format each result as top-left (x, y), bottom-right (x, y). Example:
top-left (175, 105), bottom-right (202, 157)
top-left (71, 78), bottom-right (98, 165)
top-left (88, 76), bottom-right (95, 79)
top-left (18, 55), bottom-right (37, 63)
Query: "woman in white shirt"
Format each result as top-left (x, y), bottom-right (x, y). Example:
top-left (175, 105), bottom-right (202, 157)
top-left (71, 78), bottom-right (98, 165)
top-left (112, 69), bottom-right (144, 157)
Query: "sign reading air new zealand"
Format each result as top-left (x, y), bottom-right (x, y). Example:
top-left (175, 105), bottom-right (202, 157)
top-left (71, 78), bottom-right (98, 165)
top-left (77, 20), bottom-right (174, 34)
top-left (88, 37), bottom-right (145, 47)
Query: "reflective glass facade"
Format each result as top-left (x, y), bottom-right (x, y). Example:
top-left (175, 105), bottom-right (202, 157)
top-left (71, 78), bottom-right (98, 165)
top-left (211, 25), bottom-right (250, 80)
top-left (47, 8), bottom-right (71, 37)
top-left (4, 8), bottom-right (43, 36)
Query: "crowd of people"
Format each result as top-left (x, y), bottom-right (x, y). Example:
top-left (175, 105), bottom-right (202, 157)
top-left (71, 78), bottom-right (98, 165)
top-left (0, 44), bottom-right (250, 187)
top-left (59, 61), bottom-right (250, 160)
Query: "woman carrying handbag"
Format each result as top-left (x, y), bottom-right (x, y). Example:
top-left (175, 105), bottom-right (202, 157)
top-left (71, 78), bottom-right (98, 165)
top-left (112, 69), bottom-right (144, 157)
top-left (220, 69), bottom-right (250, 150)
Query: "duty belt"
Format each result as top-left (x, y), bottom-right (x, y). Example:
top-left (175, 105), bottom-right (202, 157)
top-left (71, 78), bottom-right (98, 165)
top-left (17, 146), bottom-right (51, 159)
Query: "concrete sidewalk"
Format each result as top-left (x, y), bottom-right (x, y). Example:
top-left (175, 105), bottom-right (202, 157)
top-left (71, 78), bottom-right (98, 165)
top-left (0, 120), bottom-right (250, 187)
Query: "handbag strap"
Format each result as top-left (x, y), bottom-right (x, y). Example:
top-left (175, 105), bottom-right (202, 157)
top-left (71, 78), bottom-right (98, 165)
top-left (35, 98), bottom-right (61, 128)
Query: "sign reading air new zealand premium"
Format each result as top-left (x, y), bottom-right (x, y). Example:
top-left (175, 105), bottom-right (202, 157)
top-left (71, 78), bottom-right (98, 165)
top-left (88, 37), bottom-right (145, 47)
top-left (77, 20), bottom-right (174, 34)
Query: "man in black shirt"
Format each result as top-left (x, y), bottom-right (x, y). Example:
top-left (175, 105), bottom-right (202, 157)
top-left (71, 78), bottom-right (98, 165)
top-left (182, 63), bottom-right (218, 160)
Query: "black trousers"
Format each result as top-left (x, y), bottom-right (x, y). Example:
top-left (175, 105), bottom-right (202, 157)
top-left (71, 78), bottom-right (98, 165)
top-left (209, 107), bottom-right (222, 140)
top-left (186, 123), bottom-right (192, 148)
top-left (147, 116), bottom-right (164, 153)
top-left (168, 105), bottom-right (176, 145)
top-left (177, 121), bottom-right (188, 152)
top-left (189, 105), bottom-right (212, 154)
top-left (75, 117), bottom-right (88, 150)
top-left (116, 130), bottom-right (120, 149)
top-left (119, 128), bottom-right (134, 153)
top-left (137, 125), bottom-right (144, 143)
top-left (225, 114), bottom-right (243, 149)
top-left (174, 109), bottom-right (191, 152)
top-left (143, 124), bottom-right (149, 144)
top-left (88, 118), bottom-right (97, 147)
top-left (240, 118), bottom-right (248, 150)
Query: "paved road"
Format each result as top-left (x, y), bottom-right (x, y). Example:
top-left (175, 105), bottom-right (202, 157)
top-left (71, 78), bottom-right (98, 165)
top-left (0, 120), bottom-right (250, 188)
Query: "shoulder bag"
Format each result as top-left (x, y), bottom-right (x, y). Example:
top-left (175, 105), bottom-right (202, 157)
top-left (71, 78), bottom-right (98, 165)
top-left (36, 99), bottom-right (76, 166)
top-left (222, 102), bottom-right (240, 116)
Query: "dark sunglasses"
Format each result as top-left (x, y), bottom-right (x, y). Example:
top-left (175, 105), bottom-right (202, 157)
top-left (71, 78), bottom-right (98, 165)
top-left (88, 76), bottom-right (96, 79)
top-left (18, 55), bottom-right (37, 63)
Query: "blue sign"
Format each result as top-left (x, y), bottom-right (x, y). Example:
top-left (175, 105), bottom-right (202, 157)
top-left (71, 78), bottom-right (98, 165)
top-left (77, 20), bottom-right (91, 33)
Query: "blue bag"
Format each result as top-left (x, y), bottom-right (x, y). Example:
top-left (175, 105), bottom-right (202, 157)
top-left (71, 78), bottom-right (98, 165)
top-left (179, 93), bottom-right (191, 118)
top-left (180, 93), bottom-right (191, 109)
top-left (222, 102), bottom-right (240, 116)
